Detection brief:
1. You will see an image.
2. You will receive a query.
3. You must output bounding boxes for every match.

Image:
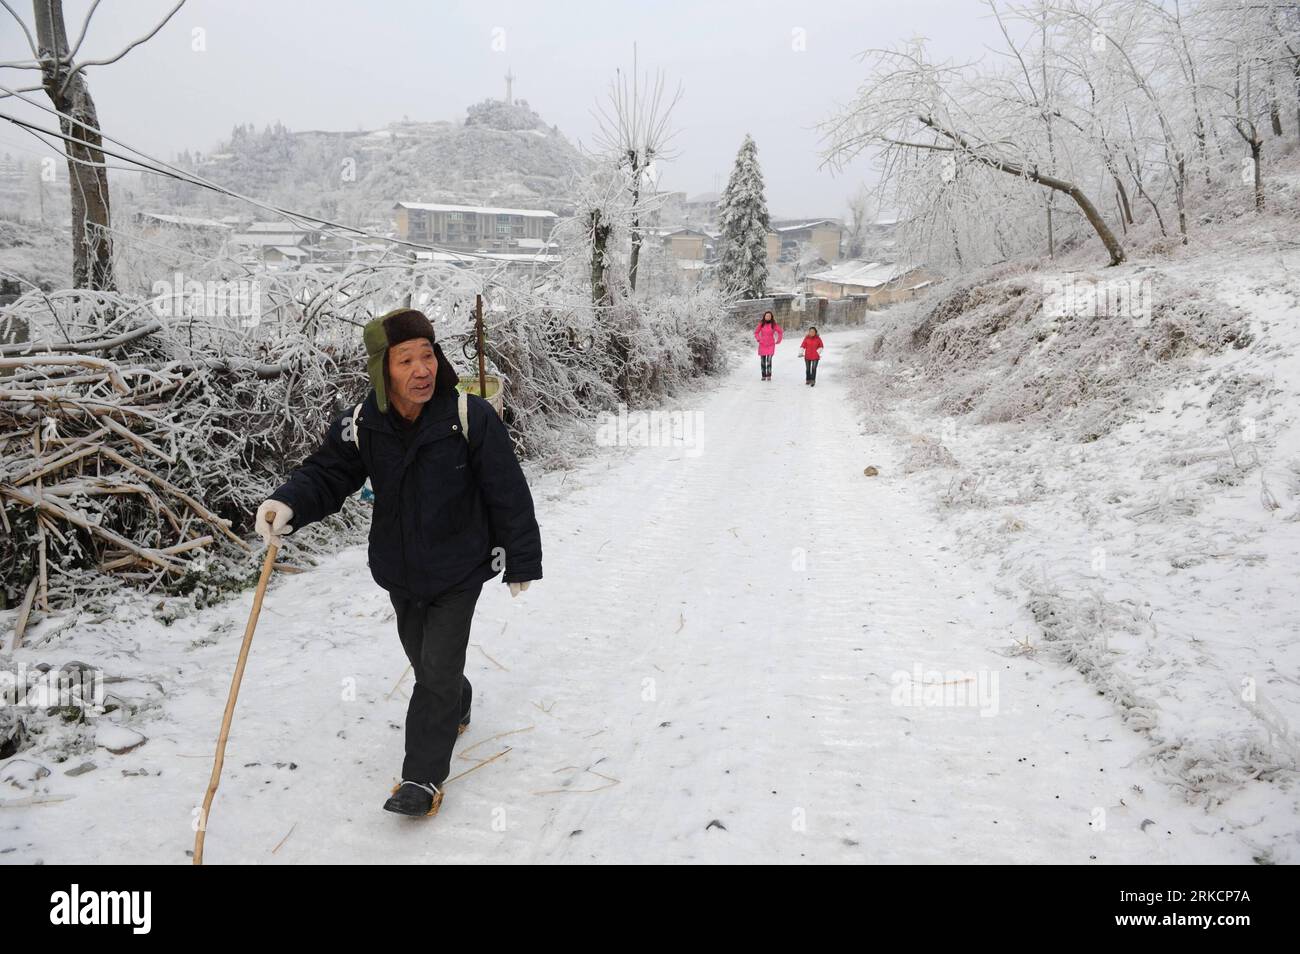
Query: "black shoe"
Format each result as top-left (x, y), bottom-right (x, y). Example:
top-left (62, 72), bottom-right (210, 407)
top-left (384, 780), bottom-right (443, 816)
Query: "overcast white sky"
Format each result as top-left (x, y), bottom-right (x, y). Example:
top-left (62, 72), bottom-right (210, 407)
top-left (1, 0), bottom-right (1005, 219)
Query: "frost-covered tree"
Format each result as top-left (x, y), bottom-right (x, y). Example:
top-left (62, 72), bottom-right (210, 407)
top-left (717, 135), bottom-right (771, 299)
top-left (818, 1), bottom-right (1300, 273)
top-left (845, 184), bottom-right (880, 259)
top-left (821, 36), bottom-right (1126, 267)
top-left (0, 1), bottom-right (193, 290)
top-left (592, 48), bottom-right (682, 294)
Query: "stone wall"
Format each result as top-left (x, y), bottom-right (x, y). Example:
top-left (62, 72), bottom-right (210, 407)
top-left (729, 293), bottom-right (872, 330)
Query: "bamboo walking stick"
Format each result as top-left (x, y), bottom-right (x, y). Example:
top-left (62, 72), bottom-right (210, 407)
top-left (193, 541), bottom-right (279, 865)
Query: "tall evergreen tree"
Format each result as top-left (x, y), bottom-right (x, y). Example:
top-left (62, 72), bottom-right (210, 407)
top-left (717, 134), bottom-right (770, 299)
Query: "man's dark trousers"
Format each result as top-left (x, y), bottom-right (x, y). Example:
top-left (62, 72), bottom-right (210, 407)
top-left (390, 582), bottom-right (483, 785)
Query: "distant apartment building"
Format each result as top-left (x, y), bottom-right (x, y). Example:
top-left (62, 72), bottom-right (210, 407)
top-left (647, 190), bottom-right (688, 227)
top-left (771, 219), bottom-right (843, 263)
top-left (683, 191), bottom-right (721, 228)
top-left (394, 201), bottom-right (557, 252)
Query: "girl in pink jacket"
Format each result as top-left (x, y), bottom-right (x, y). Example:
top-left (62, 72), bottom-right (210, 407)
top-left (754, 311), bottom-right (783, 381)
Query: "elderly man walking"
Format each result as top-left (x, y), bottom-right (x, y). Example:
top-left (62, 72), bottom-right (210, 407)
top-left (255, 308), bottom-right (543, 817)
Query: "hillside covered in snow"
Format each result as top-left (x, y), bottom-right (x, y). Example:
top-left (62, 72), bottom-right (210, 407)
top-left (161, 99), bottom-right (586, 226)
top-left (841, 152), bottom-right (1300, 863)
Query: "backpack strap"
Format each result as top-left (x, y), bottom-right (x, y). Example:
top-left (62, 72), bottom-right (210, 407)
top-left (352, 396), bottom-right (469, 446)
top-left (350, 401), bottom-right (363, 449)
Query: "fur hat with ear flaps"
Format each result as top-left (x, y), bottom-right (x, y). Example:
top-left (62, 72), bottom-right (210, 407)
top-left (363, 307), bottom-right (460, 413)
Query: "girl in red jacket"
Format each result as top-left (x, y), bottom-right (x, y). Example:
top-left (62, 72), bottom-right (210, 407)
top-left (800, 326), bottom-right (824, 387)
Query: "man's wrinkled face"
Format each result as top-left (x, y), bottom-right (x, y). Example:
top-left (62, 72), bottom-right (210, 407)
top-left (388, 338), bottom-right (438, 407)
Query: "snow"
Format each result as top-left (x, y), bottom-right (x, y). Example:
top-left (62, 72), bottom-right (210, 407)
top-left (95, 725), bottom-right (146, 755)
top-left (773, 220), bottom-right (839, 233)
top-left (229, 233), bottom-right (309, 248)
top-left (135, 213), bottom-right (232, 231)
top-left (394, 202), bottom-right (558, 218)
top-left (805, 260), bottom-right (917, 287)
top-left (850, 236), bottom-right (1300, 863)
top-left (244, 222), bottom-right (315, 234)
top-left (0, 328), bottom-right (1264, 863)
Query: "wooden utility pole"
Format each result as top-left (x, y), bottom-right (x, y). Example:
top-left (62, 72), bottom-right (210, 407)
top-left (32, 0), bottom-right (116, 291)
top-left (474, 293), bottom-right (487, 397)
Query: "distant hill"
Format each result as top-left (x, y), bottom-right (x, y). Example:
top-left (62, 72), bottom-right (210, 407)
top-left (158, 99), bottom-right (587, 228)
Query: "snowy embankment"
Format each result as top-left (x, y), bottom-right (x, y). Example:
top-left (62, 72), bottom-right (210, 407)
top-left (854, 235), bottom-right (1300, 864)
top-left (0, 325), bottom-right (1267, 863)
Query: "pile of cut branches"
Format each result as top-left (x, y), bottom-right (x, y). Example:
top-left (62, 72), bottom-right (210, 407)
top-left (0, 288), bottom-right (364, 627)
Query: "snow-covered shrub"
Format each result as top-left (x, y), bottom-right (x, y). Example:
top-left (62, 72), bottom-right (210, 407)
top-left (880, 271), bottom-right (1251, 440)
top-left (1025, 588), bottom-right (1158, 731)
top-left (1, 250), bottom-right (729, 606)
top-left (0, 280), bottom-right (374, 610)
top-left (901, 436), bottom-right (958, 473)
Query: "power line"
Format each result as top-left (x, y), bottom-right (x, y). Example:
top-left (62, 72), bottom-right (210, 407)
top-left (0, 82), bottom-right (561, 277)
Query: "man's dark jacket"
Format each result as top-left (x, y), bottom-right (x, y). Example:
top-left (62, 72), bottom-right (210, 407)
top-left (269, 388), bottom-right (543, 601)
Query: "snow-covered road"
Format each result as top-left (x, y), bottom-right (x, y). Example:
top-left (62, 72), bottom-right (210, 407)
top-left (7, 328), bottom-right (1243, 863)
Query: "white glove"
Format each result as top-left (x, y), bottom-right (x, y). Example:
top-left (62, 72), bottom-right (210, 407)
top-left (508, 581), bottom-right (531, 598)
top-left (255, 499), bottom-right (294, 546)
